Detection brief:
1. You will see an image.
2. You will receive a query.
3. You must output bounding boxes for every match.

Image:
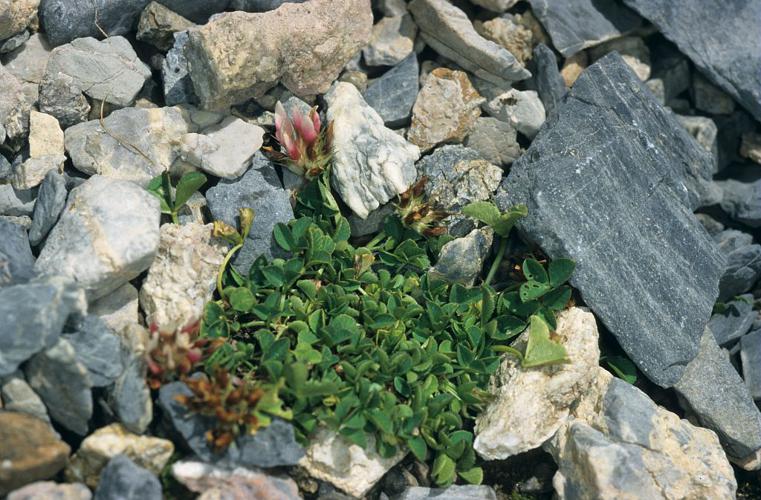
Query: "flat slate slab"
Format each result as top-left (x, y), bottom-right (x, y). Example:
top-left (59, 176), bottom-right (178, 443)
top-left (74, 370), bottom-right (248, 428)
top-left (496, 53), bottom-right (724, 388)
top-left (623, 0), bottom-right (761, 123)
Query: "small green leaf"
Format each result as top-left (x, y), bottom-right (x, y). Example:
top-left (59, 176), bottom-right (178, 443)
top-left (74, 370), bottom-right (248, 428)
top-left (606, 355), bottom-right (638, 384)
top-left (462, 201), bottom-right (500, 227)
top-left (458, 466), bottom-right (483, 484)
top-left (174, 171), bottom-right (207, 209)
top-left (523, 258), bottom-right (548, 283)
top-left (432, 453), bottom-right (456, 486)
top-left (407, 436), bottom-right (427, 461)
top-left (549, 259), bottom-right (575, 287)
top-left (229, 287), bottom-right (255, 312)
top-left (523, 315), bottom-right (568, 368)
top-left (273, 223), bottom-right (295, 251)
top-left (519, 280), bottom-right (552, 302)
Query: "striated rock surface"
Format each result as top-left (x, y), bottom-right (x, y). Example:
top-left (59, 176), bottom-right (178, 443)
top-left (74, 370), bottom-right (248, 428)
top-left (326, 82), bottom-right (419, 219)
top-left (179, 117), bottom-right (264, 179)
top-left (0, 219), bottom-right (35, 285)
top-left (408, 68), bottom-right (484, 152)
top-left (409, 0), bottom-right (530, 86)
top-left (34, 176), bottom-right (161, 301)
top-left (364, 53), bottom-right (419, 128)
top-left (139, 222), bottom-right (227, 331)
top-left (184, 0), bottom-right (372, 110)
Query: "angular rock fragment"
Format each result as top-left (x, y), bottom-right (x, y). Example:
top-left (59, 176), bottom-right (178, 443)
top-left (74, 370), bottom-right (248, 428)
top-left (526, 0), bottom-right (641, 57)
top-left (708, 295), bottom-right (756, 347)
top-left (430, 228), bottom-right (493, 285)
top-left (6, 481), bottom-right (91, 500)
top-left (35, 176), bottom-right (161, 301)
top-left (206, 153), bottom-right (293, 272)
top-left (0, 185), bottom-right (35, 216)
top-left (326, 82), bottom-right (419, 218)
top-left (363, 14), bottom-right (416, 67)
top-left (172, 461), bottom-right (300, 499)
top-left (136, 1), bottom-right (194, 51)
top-left (497, 53), bottom-right (724, 388)
top-left (1, 372), bottom-right (50, 423)
top-left (107, 354), bottom-right (153, 434)
top-left (409, 0), bottom-right (530, 86)
top-left (531, 43), bottom-right (566, 118)
top-left (155, 0), bottom-right (229, 23)
top-left (465, 117), bottom-right (521, 166)
top-left (0, 219), bottom-right (35, 286)
top-left (93, 455), bottom-right (162, 500)
top-left (408, 68), bottom-right (483, 152)
top-left (179, 117), bottom-right (264, 179)
top-left (717, 179), bottom-right (761, 228)
top-left (588, 35), bottom-right (651, 81)
top-left (162, 32), bottom-right (196, 106)
top-left (0, 0), bottom-right (38, 41)
top-left (364, 53), bottom-right (419, 128)
top-left (394, 485), bottom-right (498, 500)
top-left (29, 170), bottom-right (67, 246)
top-left (38, 72), bottom-right (91, 129)
top-left (2, 33), bottom-right (52, 89)
top-left (139, 222), bottom-right (227, 331)
top-left (42, 37), bottom-right (151, 108)
top-left (483, 88), bottom-right (545, 139)
top-left (0, 65), bottom-right (30, 145)
top-left (184, 0), bottom-right (372, 110)
top-left (676, 114), bottom-right (718, 172)
top-left (719, 244), bottom-right (761, 302)
top-left (741, 330), bottom-right (761, 400)
top-left (623, 0), bottom-right (761, 122)
top-left (63, 316), bottom-right (125, 387)
top-left (474, 15), bottom-right (533, 65)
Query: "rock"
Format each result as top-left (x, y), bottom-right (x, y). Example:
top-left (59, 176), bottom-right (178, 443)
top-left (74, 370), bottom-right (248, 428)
top-left (137, 2), bottom-right (195, 51)
top-left (63, 316), bottom-right (125, 387)
top-left (65, 106), bottom-right (192, 186)
top-left (206, 153), bottom-right (293, 271)
top-left (158, 381), bottom-right (304, 468)
top-left (0, 276), bottom-right (84, 376)
top-left (2, 33), bottom-right (52, 87)
top-left (474, 308), bottom-right (599, 459)
top-left (623, 0), bottom-right (761, 122)
top-left (548, 368), bottom-right (737, 499)
top-left (93, 455), bottom-right (162, 500)
top-left (469, 0), bottom-right (517, 13)
top-left (177, 191), bottom-right (207, 225)
top-left (408, 68), bottom-right (483, 152)
top-left (11, 155), bottom-right (66, 191)
top-left (108, 355), bottom-right (152, 434)
top-left (531, 43), bottom-right (566, 118)
top-left (483, 88), bottom-right (545, 139)
top-left (741, 330), bottom-right (761, 400)
top-left (0, 0), bottom-right (37, 41)
top-left (325, 82), bottom-right (419, 218)
top-left (496, 53), bottom-right (724, 388)
top-left (392, 485), bottom-right (497, 500)
top-left (430, 228), bottom-right (493, 285)
top-left (34, 176), bottom-right (161, 301)
top-left (691, 72), bottom-right (735, 115)
top-left (0, 372), bottom-right (49, 422)
top-left (363, 14), bottom-right (416, 67)
top-left (172, 461), bottom-right (300, 500)
top-left (42, 37), bottom-right (151, 108)
top-left (7, 481), bottom-right (91, 500)
top-left (741, 133), bottom-right (761, 165)
top-left (560, 51), bottom-right (587, 87)
top-left (179, 117), bottom-right (265, 179)
top-left (418, 144), bottom-right (502, 218)
top-left (364, 53), bottom-right (419, 128)
top-left (230, 0), bottom-right (305, 11)
top-left (409, 0), bottom-right (530, 87)
top-left (140, 222), bottom-right (227, 331)
top-left (25, 337), bottom-right (93, 435)
top-left (465, 117), bottom-right (521, 166)
top-left (474, 15), bottom-right (533, 66)
top-left (717, 179), bottom-right (761, 228)
top-left (0, 412), bottom-right (70, 496)
top-left (526, 0), bottom-right (641, 57)
top-left (0, 31), bottom-right (29, 54)
top-left (676, 114), bottom-right (718, 172)
top-left (184, 0), bottom-right (372, 110)
top-left (649, 50), bottom-right (691, 103)
top-left (65, 423), bottom-right (174, 488)
top-left (38, 0), bottom-right (146, 46)
top-left (0, 219), bottom-right (35, 285)
top-left (29, 170), bottom-right (67, 246)
top-left (714, 229), bottom-right (753, 255)
top-left (300, 427), bottom-right (407, 498)
top-left (719, 244), bottom-right (761, 301)
top-left (588, 36), bottom-right (651, 81)
top-left (0, 185), bottom-right (35, 216)
top-left (697, 213), bottom-right (725, 236)
top-left (674, 329), bottom-right (761, 467)
top-left (162, 31), bottom-right (196, 106)
top-left (155, 0), bottom-right (229, 23)
top-left (90, 283), bottom-right (139, 334)
top-left (348, 204), bottom-right (394, 238)
top-left (38, 72), bottom-right (91, 129)
top-left (0, 65), bottom-right (30, 144)
top-left (708, 295), bottom-right (756, 347)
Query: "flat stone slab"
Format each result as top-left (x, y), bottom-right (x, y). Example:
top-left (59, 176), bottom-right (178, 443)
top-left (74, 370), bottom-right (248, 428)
top-left (623, 0), bottom-right (761, 123)
top-left (496, 53), bottom-right (724, 388)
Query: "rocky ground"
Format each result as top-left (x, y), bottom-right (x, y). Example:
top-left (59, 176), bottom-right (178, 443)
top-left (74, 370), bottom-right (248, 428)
top-left (1, 0), bottom-right (761, 499)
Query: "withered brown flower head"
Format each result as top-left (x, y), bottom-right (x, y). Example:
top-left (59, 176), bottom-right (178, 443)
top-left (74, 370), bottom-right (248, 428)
top-left (396, 177), bottom-right (449, 237)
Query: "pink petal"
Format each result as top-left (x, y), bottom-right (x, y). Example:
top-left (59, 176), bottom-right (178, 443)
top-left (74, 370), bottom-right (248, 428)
top-left (295, 114), bottom-right (317, 143)
top-left (309, 107), bottom-right (321, 134)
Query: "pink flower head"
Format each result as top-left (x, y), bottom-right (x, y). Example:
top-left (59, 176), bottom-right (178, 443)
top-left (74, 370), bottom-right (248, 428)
top-left (271, 101), bottom-right (331, 178)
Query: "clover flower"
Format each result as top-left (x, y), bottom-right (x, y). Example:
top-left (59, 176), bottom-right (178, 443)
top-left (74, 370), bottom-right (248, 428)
top-left (268, 101), bottom-right (333, 179)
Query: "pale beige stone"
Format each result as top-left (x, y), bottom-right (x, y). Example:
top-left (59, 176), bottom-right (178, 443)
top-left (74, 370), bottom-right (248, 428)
top-left (561, 51), bottom-right (588, 87)
top-left (29, 111), bottom-right (64, 159)
top-left (65, 423), bottom-right (174, 488)
top-left (475, 16), bottom-right (533, 65)
top-left (0, 0), bottom-right (38, 40)
top-left (407, 68), bottom-right (484, 152)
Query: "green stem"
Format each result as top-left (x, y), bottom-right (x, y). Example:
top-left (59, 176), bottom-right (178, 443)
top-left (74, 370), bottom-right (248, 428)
top-left (170, 211), bottom-right (180, 225)
top-left (217, 242), bottom-right (244, 301)
top-left (485, 237), bottom-right (508, 286)
top-left (365, 230), bottom-right (387, 250)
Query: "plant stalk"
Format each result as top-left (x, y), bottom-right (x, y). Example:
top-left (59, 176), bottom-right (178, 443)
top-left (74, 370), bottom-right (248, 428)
top-left (485, 237), bottom-right (508, 286)
top-left (217, 242), bottom-right (244, 301)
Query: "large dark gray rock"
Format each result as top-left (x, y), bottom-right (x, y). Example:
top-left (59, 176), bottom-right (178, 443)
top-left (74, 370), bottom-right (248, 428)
top-left (230, 0), bottom-right (305, 11)
top-left (108, 354), bottom-right (153, 434)
top-left (364, 53), bottom-right (419, 128)
top-left (0, 219), bottom-right (35, 286)
top-left (708, 295), bottom-right (756, 347)
top-left (156, 0), bottom-right (229, 23)
top-left (29, 170), bottom-right (68, 246)
top-left (531, 43), bottom-right (566, 119)
top-left (675, 330), bottom-right (761, 463)
top-left (93, 455), bottom-right (162, 500)
top-left (719, 244), bottom-right (761, 301)
top-left (63, 315), bottom-right (125, 387)
top-left (158, 381), bottom-right (305, 468)
top-left (526, 0), bottom-right (642, 57)
top-left (0, 276), bottom-right (83, 376)
top-left (39, 0), bottom-right (151, 47)
top-left (162, 31), bottom-right (197, 106)
top-left (496, 53), bottom-right (724, 388)
top-left (623, 0), bottom-right (761, 123)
